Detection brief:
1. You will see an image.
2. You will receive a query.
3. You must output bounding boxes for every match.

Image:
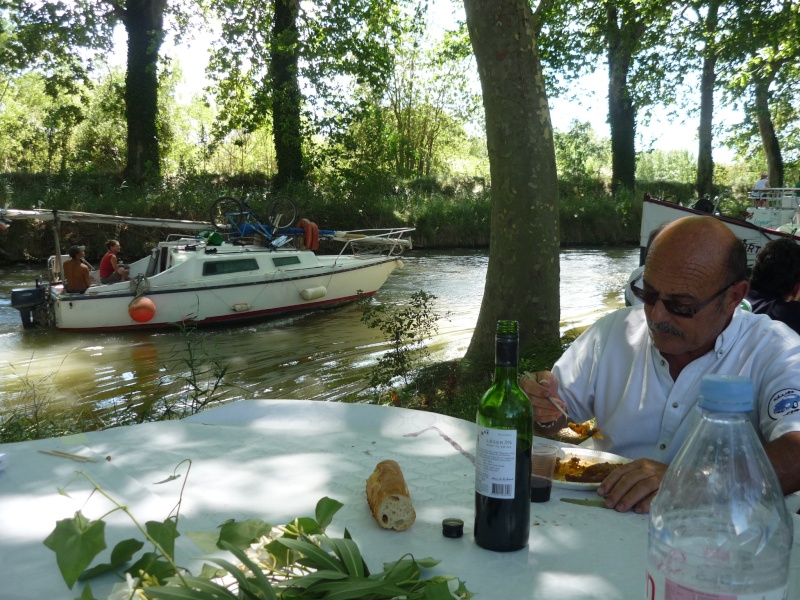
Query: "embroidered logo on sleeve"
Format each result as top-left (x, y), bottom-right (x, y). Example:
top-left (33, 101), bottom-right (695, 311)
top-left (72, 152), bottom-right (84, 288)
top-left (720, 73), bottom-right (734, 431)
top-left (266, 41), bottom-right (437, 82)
top-left (768, 389), bottom-right (800, 419)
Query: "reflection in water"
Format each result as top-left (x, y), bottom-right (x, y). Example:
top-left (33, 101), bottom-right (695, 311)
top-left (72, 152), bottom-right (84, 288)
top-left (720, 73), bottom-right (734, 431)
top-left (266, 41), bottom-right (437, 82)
top-left (0, 248), bottom-right (638, 411)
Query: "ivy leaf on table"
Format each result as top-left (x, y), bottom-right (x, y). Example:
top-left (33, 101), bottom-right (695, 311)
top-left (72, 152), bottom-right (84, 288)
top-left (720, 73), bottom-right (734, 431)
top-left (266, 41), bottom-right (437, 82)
top-left (43, 511), bottom-right (106, 589)
top-left (217, 518), bottom-right (273, 550)
top-left (78, 537), bottom-right (145, 581)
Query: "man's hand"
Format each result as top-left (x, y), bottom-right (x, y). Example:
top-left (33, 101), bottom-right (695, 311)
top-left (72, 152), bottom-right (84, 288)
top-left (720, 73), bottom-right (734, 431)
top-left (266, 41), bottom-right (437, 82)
top-left (519, 370), bottom-right (567, 425)
top-left (597, 458), bottom-right (668, 514)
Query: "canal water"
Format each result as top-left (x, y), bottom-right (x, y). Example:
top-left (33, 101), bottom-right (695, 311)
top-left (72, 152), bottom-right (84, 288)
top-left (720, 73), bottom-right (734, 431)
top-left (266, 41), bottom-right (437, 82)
top-left (0, 247), bottom-right (639, 413)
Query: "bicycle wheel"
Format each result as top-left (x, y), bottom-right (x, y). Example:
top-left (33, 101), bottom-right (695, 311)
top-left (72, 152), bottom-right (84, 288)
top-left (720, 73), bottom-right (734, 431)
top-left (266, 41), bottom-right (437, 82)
top-left (210, 196), bottom-right (246, 233)
top-left (265, 195), bottom-right (298, 229)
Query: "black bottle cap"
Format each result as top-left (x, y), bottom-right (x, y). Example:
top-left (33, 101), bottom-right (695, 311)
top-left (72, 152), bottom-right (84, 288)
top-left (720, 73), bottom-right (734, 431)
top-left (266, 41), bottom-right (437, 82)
top-left (442, 518), bottom-right (464, 538)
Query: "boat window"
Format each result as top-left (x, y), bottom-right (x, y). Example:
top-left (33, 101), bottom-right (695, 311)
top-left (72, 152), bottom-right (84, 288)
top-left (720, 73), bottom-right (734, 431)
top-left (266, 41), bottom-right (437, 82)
top-left (203, 258), bottom-right (260, 276)
top-left (273, 256), bottom-right (301, 267)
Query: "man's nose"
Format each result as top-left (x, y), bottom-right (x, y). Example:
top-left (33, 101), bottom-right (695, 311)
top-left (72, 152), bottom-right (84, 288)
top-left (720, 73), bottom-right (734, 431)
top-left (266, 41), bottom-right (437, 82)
top-left (647, 297), bottom-right (672, 321)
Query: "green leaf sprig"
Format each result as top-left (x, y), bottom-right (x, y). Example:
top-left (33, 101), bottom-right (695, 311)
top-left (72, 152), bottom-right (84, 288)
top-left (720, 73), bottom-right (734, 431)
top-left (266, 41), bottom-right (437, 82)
top-left (45, 466), bottom-right (472, 599)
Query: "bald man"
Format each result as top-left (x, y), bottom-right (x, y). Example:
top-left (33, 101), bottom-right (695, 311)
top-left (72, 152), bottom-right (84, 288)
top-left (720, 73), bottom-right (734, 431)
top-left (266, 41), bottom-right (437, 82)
top-left (522, 216), bottom-right (800, 513)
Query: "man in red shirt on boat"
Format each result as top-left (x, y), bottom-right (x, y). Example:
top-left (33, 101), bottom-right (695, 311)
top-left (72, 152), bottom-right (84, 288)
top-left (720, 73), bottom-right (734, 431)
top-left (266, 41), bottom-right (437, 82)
top-left (99, 239), bottom-right (130, 284)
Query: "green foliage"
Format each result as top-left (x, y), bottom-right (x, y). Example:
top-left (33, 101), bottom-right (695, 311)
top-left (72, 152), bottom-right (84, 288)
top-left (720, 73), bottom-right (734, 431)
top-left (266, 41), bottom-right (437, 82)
top-left (406, 185), bottom-right (492, 248)
top-left (359, 290), bottom-right (449, 400)
top-left (44, 511), bottom-right (108, 589)
top-left (558, 184), bottom-right (641, 245)
top-left (207, 0), bottom-right (414, 183)
top-left (636, 149), bottom-right (697, 185)
top-left (554, 120), bottom-right (610, 181)
top-left (45, 473), bottom-right (472, 599)
top-left (400, 339), bottom-right (567, 423)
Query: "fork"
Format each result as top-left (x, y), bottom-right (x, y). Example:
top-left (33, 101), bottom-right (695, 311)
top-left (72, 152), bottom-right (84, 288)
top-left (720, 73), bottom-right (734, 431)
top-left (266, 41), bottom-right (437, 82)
top-left (522, 371), bottom-right (570, 421)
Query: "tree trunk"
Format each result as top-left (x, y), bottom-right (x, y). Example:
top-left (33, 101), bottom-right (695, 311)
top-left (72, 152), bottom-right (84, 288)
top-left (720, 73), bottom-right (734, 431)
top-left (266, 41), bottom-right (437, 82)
top-left (462, 0), bottom-right (560, 364)
top-left (695, 1), bottom-right (719, 199)
top-left (753, 75), bottom-right (783, 187)
top-left (271, 0), bottom-right (305, 187)
top-left (606, 4), bottom-right (639, 194)
top-left (122, 0), bottom-right (166, 183)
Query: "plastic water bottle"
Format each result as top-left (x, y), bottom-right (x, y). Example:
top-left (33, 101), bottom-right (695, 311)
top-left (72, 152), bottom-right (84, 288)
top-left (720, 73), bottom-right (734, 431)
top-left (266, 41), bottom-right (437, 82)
top-left (646, 375), bottom-right (793, 599)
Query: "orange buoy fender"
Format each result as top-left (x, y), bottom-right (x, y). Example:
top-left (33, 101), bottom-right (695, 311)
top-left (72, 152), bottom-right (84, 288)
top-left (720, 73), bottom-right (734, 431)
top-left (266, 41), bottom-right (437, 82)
top-left (298, 218), bottom-right (320, 250)
top-left (129, 296), bottom-right (156, 323)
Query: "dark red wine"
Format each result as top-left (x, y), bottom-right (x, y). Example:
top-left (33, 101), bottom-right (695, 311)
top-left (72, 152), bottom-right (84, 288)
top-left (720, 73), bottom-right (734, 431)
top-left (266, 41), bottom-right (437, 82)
top-left (530, 475), bottom-right (552, 502)
top-left (474, 321), bottom-right (533, 552)
top-left (474, 447), bottom-right (532, 551)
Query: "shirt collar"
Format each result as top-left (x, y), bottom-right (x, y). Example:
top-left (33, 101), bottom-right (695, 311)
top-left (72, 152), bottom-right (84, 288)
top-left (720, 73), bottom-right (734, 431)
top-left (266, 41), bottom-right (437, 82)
top-left (714, 308), bottom-right (745, 356)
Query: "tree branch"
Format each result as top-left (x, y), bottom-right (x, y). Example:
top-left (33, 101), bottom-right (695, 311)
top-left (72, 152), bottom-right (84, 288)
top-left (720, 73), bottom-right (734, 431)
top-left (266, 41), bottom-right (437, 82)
top-left (531, 0), bottom-right (556, 37)
top-left (100, 0), bottom-right (127, 20)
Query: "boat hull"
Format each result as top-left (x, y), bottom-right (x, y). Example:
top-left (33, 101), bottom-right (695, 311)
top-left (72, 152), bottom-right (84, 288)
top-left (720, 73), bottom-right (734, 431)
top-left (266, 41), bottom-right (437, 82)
top-left (639, 197), bottom-right (800, 268)
top-left (50, 256), bottom-right (401, 331)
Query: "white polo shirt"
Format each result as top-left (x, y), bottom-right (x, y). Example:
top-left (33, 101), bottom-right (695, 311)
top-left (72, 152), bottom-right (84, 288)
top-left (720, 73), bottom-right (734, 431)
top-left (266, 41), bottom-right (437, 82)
top-left (553, 305), bottom-right (800, 463)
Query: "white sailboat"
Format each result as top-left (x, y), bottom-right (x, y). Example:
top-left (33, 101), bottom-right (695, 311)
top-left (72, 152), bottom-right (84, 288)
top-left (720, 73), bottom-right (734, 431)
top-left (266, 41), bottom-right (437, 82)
top-left (2, 206), bottom-right (413, 331)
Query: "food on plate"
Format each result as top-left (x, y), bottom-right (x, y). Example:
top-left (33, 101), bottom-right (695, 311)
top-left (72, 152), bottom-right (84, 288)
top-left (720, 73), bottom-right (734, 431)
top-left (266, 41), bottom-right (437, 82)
top-left (366, 460), bottom-right (416, 531)
top-left (567, 420), bottom-right (603, 439)
top-left (554, 455), bottom-right (624, 483)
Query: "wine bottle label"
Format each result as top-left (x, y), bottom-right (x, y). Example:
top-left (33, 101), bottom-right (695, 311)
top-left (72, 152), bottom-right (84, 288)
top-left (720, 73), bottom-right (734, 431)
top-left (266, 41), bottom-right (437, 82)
top-left (475, 426), bottom-right (517, 499)
top-left (646, 568), bottom-right (789, 600)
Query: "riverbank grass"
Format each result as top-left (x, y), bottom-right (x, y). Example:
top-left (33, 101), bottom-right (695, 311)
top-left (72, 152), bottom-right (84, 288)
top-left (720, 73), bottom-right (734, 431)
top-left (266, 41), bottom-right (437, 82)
top-left (397, 338), bottom-right (568, 423)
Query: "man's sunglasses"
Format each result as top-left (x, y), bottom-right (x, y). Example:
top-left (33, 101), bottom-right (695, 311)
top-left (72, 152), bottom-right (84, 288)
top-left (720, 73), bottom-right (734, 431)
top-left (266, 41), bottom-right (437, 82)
top-left (629, 275), bottom-right (736, 318)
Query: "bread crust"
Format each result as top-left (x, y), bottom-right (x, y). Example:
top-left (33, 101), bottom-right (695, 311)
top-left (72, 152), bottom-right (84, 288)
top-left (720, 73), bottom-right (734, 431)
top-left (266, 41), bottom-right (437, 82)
top-left (366, 460), bottom-right (416, 531)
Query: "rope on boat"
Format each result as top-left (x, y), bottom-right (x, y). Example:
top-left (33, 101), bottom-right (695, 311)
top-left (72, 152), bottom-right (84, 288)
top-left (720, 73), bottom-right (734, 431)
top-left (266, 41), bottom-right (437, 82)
top-left (129, 274), bottom-right (150, 304)
top-left (127, 274), bottom-right (157, 322)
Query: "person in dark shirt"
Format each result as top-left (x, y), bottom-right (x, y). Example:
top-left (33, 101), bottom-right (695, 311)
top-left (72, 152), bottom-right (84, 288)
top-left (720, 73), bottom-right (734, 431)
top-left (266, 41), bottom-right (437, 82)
top-left (746, 238), bottom-right (800, 335)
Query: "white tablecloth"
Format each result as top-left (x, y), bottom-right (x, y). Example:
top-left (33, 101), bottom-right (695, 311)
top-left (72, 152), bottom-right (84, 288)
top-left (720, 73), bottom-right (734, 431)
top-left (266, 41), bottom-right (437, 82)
top-left (1, 400), bottom-right (798, 599)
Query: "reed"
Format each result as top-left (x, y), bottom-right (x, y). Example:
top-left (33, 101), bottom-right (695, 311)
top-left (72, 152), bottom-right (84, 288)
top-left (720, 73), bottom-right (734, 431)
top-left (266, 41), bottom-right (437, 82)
top-left (0, 326), bottom-right (232, 442)
top-left (1, 363), bottom-right (95, 443)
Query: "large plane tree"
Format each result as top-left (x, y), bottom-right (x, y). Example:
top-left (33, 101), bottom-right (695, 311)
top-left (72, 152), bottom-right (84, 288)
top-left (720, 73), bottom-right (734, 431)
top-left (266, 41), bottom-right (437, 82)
top-left (461, 0), bottom-right (561, 362)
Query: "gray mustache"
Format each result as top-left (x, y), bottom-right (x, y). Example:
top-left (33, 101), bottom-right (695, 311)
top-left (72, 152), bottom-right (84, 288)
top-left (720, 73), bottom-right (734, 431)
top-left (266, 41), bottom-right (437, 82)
top-left (648, 320), bottom-right (685, 338)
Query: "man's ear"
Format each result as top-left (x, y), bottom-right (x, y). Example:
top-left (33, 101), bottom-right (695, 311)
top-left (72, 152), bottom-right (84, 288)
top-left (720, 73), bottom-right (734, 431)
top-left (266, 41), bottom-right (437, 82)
top-left (729, 280), bottom-right (750, 310)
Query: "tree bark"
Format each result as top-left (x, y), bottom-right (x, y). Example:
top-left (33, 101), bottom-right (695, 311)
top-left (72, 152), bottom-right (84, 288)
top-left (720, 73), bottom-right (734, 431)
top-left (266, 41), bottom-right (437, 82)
top-left (122, 0), bottom-right (166, 183)
top-left (753, 74), bottom-right (783, 188)
top-left (606, 3), bottom-right (641, 194)
top-left (462, 0), bottom-right (560, 364)
top-left (695, 0), bottom-right (719, 200)
top-left (271, 0), bottom-right (305, 187)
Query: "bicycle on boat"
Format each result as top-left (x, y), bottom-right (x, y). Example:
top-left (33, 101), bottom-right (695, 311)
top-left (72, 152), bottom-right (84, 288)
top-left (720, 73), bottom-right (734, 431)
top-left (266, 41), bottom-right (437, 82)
top-left (209, 194), bottom-right (298, 240)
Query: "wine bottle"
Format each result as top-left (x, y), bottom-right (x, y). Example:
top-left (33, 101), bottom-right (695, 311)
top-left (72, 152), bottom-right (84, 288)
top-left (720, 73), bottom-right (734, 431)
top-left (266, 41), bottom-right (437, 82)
top-left (474, 320), bottom-right (533, 552)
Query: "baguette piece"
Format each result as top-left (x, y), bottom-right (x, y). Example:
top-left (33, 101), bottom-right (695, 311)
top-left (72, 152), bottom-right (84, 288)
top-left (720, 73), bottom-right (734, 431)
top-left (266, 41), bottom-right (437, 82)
top-left (366, 460), bottom-right (416, 531)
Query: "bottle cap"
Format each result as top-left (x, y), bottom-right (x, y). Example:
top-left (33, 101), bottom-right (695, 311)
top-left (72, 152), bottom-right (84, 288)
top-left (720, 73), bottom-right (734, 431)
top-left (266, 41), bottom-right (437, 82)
top-left (442, 518), bottom-right (464, 538)
top-left (699, 375), bottom-right (754, 413)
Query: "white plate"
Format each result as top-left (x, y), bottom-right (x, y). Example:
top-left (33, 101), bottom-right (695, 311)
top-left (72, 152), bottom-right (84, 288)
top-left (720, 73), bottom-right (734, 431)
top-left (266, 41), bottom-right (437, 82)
top-left (552, 448), bottom-right (630, 490)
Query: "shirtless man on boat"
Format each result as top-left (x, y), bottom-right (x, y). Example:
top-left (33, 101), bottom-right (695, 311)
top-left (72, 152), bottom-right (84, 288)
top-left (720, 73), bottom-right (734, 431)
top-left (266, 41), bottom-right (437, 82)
top-left (63, 245), bottom-right (91, 293)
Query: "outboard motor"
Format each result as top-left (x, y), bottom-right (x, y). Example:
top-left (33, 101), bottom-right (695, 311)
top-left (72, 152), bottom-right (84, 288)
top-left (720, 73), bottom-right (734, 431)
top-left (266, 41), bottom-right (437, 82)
top-left (11, 284), bottom-right (48, 328)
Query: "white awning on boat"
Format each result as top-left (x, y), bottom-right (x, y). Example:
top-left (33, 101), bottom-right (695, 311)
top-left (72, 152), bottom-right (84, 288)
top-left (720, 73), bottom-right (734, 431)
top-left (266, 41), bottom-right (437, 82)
top-left (1, 208), bottom-right (211, 231)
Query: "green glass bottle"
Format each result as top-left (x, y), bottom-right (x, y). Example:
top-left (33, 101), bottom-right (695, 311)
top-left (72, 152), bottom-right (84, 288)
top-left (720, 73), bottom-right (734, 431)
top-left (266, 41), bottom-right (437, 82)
top-left (474, 320), bottom-right (533, 552)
